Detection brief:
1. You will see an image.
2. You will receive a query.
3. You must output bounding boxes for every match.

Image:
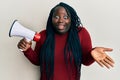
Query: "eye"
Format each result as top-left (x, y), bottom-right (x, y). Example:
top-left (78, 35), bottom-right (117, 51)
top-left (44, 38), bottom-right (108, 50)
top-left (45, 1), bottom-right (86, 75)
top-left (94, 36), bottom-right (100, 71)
top-left (64, 15), bottom-right (69, 19)
top-left (54, 16), bottom-right (59, 19)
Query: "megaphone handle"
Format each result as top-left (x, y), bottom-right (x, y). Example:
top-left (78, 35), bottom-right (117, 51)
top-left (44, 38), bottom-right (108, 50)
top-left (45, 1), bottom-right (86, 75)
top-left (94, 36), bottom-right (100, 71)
top-left (19, 38), bottom-right (31, 52)
top-left (25, 38), bottom-right (31, 42)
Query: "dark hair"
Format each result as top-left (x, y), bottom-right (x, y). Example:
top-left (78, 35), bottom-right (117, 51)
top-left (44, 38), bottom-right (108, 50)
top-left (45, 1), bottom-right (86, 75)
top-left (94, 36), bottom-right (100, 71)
top-left (40, 2), bottom-right (82, 80)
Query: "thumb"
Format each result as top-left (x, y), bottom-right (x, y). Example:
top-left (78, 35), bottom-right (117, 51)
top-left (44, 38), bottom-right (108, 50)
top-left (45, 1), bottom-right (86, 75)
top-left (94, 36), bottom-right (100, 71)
top-left (103, 47), bottom-right (113, 52)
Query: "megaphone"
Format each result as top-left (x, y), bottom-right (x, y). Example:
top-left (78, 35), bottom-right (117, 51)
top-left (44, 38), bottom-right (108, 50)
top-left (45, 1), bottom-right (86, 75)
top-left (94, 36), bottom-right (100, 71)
top-left (9, 20), bottom-right (41, 51)
top-left (9, 20), bottom-right (41, 42)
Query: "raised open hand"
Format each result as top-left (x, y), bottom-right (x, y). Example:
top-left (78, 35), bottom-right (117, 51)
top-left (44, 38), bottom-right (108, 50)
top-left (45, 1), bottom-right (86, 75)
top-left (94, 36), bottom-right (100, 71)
top-left (91, 47), bottom-right (115, 69)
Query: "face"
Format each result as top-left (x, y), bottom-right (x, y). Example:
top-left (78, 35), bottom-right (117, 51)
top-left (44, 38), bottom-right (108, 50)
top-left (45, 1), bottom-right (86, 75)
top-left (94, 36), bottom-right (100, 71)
top-left (52, 6), bottom-right (71, 34)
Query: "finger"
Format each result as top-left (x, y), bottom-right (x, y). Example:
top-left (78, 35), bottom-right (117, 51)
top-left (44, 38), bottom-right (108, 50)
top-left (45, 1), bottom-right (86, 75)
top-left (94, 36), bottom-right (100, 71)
top-left (104, 58), bottom-right (114, 67)
top-left (18, 44), bottom-right (28, 51)
top-left (96, 60), bottom-right (104, 68)
top-left (24, 38), bottom-right (32, 44)
top-left (106, 56), bottom-right (115, 64)
top-left (21, 39), bottom-right (28, 44)
top-left (21, 43), bottom-right (26, 48)
top-left (19, 40), bottom-right (29, 48)
top-left (18, 44), bottom-right (26, 49)
top-left (20, 39), bottom-right (30, 47)
top-left (103, 48), bottom-right (113, 52)
top-left (100, 60), bottom-right (111, 69)
top-left (19, 48), bottom-right (27, 52)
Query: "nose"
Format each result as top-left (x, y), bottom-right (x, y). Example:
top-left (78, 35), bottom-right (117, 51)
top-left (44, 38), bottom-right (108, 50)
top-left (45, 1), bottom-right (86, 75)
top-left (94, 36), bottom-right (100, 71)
top-left (58, 17), bottom-right (64, 23)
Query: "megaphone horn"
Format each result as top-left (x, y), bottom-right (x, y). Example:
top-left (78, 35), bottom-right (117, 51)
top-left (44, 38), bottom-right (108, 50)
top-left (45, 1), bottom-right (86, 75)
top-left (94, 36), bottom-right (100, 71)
top-left (9, 20), bottom-right (41, 42)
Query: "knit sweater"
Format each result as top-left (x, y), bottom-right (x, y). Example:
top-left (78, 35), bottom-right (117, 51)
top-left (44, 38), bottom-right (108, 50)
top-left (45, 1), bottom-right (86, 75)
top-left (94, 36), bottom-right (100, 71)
top-left (23, 27), bottom-right (95, 80)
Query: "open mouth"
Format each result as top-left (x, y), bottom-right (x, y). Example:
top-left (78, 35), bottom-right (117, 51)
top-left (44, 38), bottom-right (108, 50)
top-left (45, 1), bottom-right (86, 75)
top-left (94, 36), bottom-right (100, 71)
top-left (57, 25), bottom-right (65, 30)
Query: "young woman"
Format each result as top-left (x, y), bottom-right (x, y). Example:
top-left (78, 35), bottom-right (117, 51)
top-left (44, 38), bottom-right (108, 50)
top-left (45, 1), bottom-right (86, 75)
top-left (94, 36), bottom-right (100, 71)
top-left (17, 2), bottom-right (114, 80)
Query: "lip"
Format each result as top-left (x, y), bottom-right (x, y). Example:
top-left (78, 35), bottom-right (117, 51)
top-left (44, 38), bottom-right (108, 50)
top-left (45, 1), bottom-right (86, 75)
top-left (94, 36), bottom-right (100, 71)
top-left (57, 25), bottom-right (65, 30)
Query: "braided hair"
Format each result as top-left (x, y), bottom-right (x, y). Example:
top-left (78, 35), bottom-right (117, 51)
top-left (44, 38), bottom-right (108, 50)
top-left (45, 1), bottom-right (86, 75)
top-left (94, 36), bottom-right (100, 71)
top-left (40, 2), bottom-right (83, 80)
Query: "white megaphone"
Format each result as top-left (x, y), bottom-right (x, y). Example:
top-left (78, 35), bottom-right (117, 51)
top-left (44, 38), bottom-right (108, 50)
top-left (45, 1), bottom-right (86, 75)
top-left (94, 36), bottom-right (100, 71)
top-left (9, 20), bottom-right (41, 51)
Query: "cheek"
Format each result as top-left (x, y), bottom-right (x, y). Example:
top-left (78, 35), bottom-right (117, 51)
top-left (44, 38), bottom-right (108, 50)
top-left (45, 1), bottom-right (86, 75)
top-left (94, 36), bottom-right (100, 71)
top-left (66, 18), bottom-right (71, 23)
top-left (52, 18), bottom-right (57, 23)
top-left (66, 20), bottom-right (71, 26)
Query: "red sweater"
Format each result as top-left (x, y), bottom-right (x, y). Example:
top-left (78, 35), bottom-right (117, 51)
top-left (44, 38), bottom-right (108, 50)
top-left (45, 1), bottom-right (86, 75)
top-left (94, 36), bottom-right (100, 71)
top-left (23, 27), bottom-right (95, 80)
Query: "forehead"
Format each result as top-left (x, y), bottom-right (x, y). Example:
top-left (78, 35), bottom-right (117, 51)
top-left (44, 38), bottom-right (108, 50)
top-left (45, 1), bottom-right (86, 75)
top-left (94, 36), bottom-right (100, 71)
top-left (53, 6), bottom-right (68, 14)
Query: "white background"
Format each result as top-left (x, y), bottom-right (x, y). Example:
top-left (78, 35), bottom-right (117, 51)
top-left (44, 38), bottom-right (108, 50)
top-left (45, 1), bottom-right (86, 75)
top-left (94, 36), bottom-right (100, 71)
top-left (0, 0), bottom-right (120, 80)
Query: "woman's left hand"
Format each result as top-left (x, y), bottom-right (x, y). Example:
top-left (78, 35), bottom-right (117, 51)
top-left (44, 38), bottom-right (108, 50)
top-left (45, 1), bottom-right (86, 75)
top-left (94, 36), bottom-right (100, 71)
top-left (91, 47), bottom-right (115, 69)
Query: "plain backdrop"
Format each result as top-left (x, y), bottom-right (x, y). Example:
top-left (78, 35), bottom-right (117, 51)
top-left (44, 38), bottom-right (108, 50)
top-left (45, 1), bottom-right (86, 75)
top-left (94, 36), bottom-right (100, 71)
top-left (0, 0), bottom-right (120, 80)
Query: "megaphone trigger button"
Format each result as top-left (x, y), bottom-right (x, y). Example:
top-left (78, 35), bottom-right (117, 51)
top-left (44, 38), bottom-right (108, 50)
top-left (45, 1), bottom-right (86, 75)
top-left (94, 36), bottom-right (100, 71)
top-left (33, 33), bottom-right (41, 42)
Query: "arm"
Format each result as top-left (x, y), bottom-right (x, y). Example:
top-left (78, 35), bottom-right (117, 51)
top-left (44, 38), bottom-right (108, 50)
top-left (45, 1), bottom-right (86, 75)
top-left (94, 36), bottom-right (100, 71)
top-left (79, 27), bottom-right (95, 66)
top-left (23, 40), bottom-right (41, 66)
top-left (17, 30), bottom-right (47, 66)
top-left (79, 27), bottom-right (115, 68)
top-left (18, 38), bottom-right (41, 66)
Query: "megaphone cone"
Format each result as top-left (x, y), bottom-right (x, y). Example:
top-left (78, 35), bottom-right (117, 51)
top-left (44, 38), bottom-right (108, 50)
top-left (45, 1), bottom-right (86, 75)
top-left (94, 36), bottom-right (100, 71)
top-left (9, 20), bottom-right (41, 42)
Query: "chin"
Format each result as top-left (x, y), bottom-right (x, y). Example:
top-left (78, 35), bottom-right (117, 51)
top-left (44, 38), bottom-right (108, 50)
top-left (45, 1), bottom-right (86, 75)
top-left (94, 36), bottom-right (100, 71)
top-left (57, 31), bottom-right (67, 35)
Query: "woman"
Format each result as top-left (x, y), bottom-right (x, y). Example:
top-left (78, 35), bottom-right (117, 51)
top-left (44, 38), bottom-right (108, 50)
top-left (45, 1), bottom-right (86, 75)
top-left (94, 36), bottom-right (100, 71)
top-left (17, 2), bottom-right (114, 80)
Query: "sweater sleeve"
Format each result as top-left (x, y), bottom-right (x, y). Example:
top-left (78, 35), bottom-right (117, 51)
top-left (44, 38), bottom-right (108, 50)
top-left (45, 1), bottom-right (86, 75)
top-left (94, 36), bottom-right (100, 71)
top-left (23, 46), bottom-right (40, 66)
top-left (79, 27), bottom-right (95, 66)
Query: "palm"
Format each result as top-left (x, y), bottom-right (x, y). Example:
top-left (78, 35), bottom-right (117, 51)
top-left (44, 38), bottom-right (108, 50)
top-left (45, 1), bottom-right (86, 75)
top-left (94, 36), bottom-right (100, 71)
top-left (91, 47), bottom-right (114, 69)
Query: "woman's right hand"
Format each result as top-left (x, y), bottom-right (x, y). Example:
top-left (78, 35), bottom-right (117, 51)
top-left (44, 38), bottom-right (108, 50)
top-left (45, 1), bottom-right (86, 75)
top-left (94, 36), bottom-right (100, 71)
top-left (17, 38), bottom-right (32, 51)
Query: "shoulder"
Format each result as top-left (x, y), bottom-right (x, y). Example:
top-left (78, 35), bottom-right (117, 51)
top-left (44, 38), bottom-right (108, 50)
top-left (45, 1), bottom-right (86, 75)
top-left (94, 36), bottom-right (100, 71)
top-left (40, 29), bottom-right (46, 34)
top-left (77, 26), bottom-right (92, 44)
top-left (39, 29), bottom-right (46, 37)
top-left (78, 26), bottom-right (89, 34)
top-left (77, 26), bottom-right (91, 39)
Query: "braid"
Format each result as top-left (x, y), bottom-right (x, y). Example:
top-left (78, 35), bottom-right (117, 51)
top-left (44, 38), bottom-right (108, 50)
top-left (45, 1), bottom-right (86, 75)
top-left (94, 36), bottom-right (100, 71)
top-left (40, 7), bottom-right (55, 80)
